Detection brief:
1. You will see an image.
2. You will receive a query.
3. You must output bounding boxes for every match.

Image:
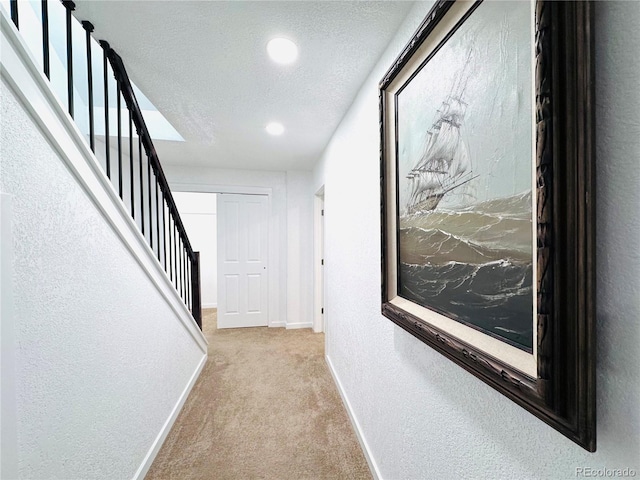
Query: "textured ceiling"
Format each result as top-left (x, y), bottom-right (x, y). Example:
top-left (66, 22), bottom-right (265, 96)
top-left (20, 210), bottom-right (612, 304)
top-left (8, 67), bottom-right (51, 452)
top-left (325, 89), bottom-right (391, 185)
top-left (73, 1), bottom-right (414, 171)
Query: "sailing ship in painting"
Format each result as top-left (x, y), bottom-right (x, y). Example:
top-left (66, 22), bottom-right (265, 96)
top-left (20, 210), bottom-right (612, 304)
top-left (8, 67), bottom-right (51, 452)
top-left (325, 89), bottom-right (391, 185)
top-left (398, 53), bottom-right (534, 351)
top-left (405, 57), bottom-right (478, 214)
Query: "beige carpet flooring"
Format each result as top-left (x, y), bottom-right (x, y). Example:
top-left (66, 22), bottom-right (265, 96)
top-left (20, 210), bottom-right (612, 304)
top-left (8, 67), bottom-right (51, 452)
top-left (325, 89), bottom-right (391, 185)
top-left (146, 309), bottom-right (371, 480)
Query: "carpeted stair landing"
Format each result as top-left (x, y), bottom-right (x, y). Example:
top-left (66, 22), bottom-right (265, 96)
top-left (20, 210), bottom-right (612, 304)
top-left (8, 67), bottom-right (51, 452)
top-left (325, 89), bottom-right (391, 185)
top-left (146, 309), bottom-right (371, 480)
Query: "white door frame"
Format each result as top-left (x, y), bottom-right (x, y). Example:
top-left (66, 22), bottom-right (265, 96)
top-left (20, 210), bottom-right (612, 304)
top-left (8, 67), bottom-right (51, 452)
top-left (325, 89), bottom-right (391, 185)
top-left (313, 186), bottom-right (325, 333)
top-left (169, 183), bottom-right (279, 327)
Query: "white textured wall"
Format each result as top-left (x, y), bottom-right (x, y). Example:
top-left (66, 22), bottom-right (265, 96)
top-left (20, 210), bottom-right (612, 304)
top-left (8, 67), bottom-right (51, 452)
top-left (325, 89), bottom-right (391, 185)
top-left (0, 70), bottom-right (205, 479)
top-left (286, 170), bottom-right (314, 328)
top-left (313, 1), bottom-right (640, 478)
top-left (173, 192), bottom-right (218, 308)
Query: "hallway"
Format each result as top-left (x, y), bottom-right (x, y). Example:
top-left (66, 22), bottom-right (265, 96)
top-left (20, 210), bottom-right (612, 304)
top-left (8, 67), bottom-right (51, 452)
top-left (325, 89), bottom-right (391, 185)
top-left (146, 310), bottom-right (370, 479)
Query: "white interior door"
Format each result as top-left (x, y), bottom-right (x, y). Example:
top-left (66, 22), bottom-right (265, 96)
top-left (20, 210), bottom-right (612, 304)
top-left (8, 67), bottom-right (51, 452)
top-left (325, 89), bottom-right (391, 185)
top-left (217, 194), bottom-right (269, 328)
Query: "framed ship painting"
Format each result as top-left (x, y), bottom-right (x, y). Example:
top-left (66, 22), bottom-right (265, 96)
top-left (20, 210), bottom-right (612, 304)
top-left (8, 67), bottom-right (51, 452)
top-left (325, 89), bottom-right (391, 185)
top-left (380, 0), bottom-right (595, 451)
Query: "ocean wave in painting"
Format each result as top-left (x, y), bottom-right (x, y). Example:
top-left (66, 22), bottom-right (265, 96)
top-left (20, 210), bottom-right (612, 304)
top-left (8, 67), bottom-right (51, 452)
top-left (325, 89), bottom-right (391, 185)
top-left (400, 190), bottom-right (532, 265)
top-left (398, 191), bottom-right (533, 350)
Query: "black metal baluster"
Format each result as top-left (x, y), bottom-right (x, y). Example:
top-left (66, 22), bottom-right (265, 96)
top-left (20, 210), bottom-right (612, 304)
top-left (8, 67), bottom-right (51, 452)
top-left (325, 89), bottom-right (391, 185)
top-left (191, 256), bottom-right (195, 313)
top-left (182, 244), bottom-right (186, 302)
top-left (174, 229), bottom-right (180, 291)
top-left (116, 87), bottom-right (122, 197)
top-left (184, 251), bottom-right (188, 306)
top-left (41, 0), bottom-right (49, 78)
top-left (82, 21), bottom-right (94, 151)
top-left (62, 1), bottom-right (74, 118)
top-left (148, 159), bottom-right (153, 250)
top-left (155, 177), bottom-right (160, 262)
top-left (10, 0), bottom-right (18, 28)
top-left (81, 21), bottom-right (96, 153)
top-left (139, 136), bottom-right (144, 234)
top-left (185, 253), bottom-right (189, 309)
top-left (186, 249), bottom-right (190, 306)
top-left (162, 193), bottom-right (167, 270)
top-left (191, 252), bottom-right (202, 328)
top-left (178, 241), bottom-right (182, 299)
top-left (129, 111), bottom-right (134, 218)
top-left (177, 237), bottom-right (182, 297)
top-left (176, 231), bottom-right (182, 297)
top-left (100, 41), bottom-right (110, 178)
top-left (184, 247), bottom-right (191, 308)
top-left (175, 225), bottom-right (179, 289)
top-left (168, 214), bottom-right (173, 282)
top-left (187, 255), bottom-right (191, 310)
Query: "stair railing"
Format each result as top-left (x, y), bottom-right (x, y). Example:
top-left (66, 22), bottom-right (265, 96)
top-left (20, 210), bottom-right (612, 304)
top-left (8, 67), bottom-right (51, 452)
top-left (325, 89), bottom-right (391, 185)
top-left (7, 0), bottom-right (202, 329)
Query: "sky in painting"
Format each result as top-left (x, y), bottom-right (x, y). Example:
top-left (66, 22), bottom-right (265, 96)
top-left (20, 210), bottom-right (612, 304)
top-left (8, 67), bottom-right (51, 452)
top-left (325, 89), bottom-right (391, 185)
top-left (397, 0), bottom-right (533, 210)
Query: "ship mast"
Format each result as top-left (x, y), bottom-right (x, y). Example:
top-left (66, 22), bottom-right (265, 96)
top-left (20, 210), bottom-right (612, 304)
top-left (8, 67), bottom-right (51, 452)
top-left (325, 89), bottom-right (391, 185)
top-left (406, 50), bottom-right (474, 213)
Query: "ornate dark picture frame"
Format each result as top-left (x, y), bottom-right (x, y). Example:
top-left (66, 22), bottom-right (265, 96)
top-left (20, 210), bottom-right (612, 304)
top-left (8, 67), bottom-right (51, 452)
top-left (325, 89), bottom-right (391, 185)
top-left (380, 0), bottom-right (595, 451)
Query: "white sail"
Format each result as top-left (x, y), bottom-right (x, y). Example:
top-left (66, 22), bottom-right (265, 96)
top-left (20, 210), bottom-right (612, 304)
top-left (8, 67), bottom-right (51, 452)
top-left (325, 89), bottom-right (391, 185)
top-left (449, 138), bottom-right (470, 178)
top-left (405, 99), bottom-right (471, 212)
top-left (405, 52), bottom-right (475, 213)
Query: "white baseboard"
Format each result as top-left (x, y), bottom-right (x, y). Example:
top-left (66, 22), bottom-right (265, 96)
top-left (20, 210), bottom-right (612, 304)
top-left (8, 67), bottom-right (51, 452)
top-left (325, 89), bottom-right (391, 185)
top-left (202, 303), bottom-right (217, 309)
top-left (326, 355), bottom-right (381, 480)
top-left (133, 353), bottom-right (207, 480)
top-left (286, 322), bottom-right (313, 330)
top-left (270, 321), bottom-right (286, 328)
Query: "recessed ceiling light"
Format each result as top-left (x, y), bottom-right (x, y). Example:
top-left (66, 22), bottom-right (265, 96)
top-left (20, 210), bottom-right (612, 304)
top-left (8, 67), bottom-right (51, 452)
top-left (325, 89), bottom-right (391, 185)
top-left (266, 122), bottom-right (285, 136)
top-left (267, 38), bottom-right (298, 65)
